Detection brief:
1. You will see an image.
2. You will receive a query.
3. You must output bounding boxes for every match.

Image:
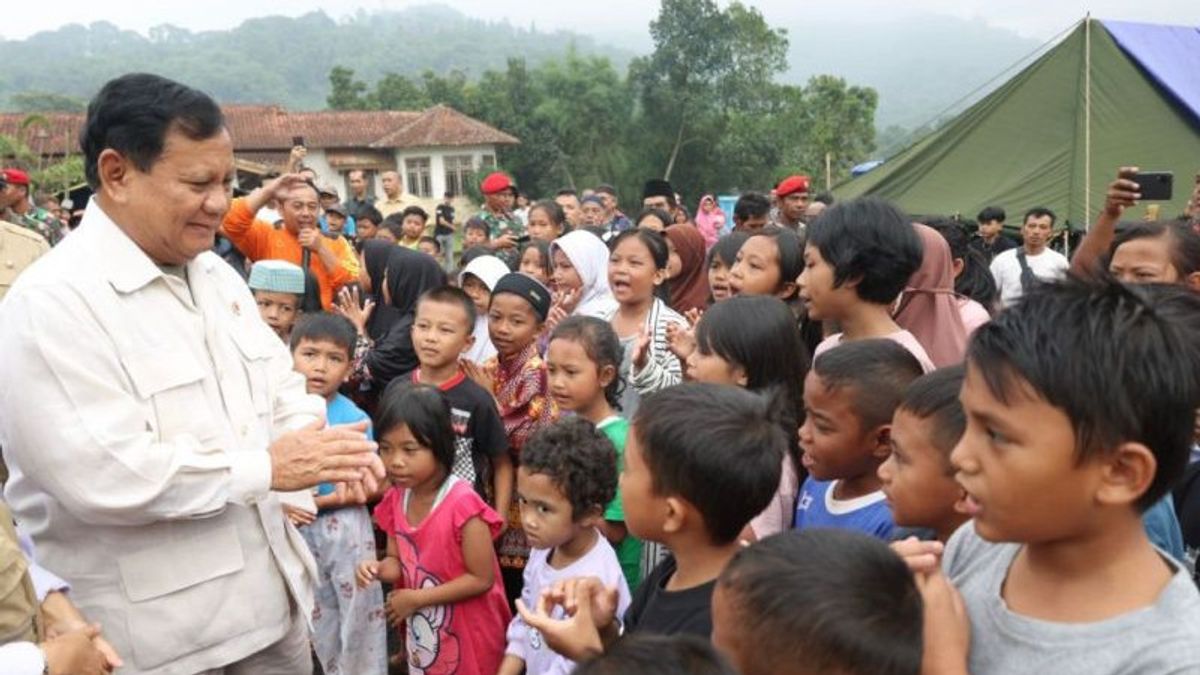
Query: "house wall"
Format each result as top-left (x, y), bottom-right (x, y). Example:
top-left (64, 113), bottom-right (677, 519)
top-left (301, 145), bottom-right (498, 214)
top-left (394, 145), bottom-right (498, 200)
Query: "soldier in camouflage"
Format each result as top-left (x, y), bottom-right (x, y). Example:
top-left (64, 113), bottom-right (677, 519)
top-left (1, 169), bottom-right (66, 246)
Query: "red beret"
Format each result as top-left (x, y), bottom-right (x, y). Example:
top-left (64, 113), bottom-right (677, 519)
top-left (480, 171), bottom-right (513, 195)
top-left (2, 168), bottom-right (30, 186)
top-left (776, 175), bottom-right (810, 197)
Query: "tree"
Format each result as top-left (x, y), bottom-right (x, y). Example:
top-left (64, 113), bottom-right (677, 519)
top-left (630, 0), bottom-right (788, 185)
top-left (326, 66), bottom-right (369, 110)
top-left (794, 75), bottom-right (879, 183)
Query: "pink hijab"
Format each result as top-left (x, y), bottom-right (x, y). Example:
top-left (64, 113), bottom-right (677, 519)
top-left (893, 223), bottom-right (969, 368)
top-left (693, 194), bottom-right (725, 249)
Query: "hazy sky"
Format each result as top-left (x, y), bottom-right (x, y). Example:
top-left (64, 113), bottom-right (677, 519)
top-left (7, 0), bottom-right (1200, 42)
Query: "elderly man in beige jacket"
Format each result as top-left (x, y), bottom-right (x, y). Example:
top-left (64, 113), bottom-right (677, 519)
top-left (0, 73), bottom-right (384, 675)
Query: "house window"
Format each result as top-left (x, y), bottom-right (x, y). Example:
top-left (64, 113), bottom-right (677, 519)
top-left (481, 154), bottom-right (496, 170)
top-left (405, 157), bottom-right (432, 198)
top-left (443, 155), bottom-right (474, 198)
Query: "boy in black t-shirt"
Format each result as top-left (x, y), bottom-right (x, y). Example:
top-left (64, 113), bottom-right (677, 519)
top-left (515, 383), bottom-right (785, 657)
top-left (402, 285), bottom-right (513, 516)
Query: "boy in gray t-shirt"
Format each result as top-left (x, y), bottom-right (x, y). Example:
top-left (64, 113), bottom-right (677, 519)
top-left (913, 279), bottom-right (1200, 674)
top-left (943, 524), bottom-right (1200, 674)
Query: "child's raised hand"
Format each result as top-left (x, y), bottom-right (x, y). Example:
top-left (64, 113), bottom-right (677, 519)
top-left (890, 536), bottom-right (944, 575)
top-left (552, 287), bottom-right (581, 316)
top-left (665, 322), bottom-right (696, 363)
top-left (684, 307), bottom-right (704, 328)
top-left (631, 326), bottom-right (652, 372)
top-left (544, 304), bottom-right (568, 336)
top-left (915, 570), bottom-right (971, 674)
top-left (355, 560), bottom-right (380, 588)
top-left (335, 286), bottom-right (375, 335)
top-left (461, 359), bottom-right (495, 393)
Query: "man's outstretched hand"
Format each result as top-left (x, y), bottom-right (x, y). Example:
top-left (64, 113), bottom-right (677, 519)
top-left (268, 419), bottom-right (383, 493)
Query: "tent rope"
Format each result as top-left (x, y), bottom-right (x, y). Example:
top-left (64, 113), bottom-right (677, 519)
top-left (882, 17), bottom-right (1085, 161)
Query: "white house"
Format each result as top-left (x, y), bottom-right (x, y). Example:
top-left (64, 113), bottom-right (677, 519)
top-left (0, 103), bottom-right (520, 212)
top-left (223, 103), bottom-right (519, 210)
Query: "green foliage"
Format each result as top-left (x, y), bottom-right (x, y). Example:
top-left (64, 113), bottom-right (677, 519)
top-left (326, 1), bottom-right (878, 203)
top-left (2, 1), bottom-right (881, 204)
top-left (8, 92), bottom-right (86, 112)
top-left (0, 7), bottom-right (631, 111)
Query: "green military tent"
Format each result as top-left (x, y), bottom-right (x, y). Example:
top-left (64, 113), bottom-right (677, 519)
top-left (836, 18), bottom-right (1200, 229)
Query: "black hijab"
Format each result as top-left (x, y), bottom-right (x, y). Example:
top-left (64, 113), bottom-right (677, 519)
top-left (384, 247), bottom-right (447, 315)
top-left (365, 248), bottom-right (447, 389)
top-left (361, 240), bottom-right (398, 340)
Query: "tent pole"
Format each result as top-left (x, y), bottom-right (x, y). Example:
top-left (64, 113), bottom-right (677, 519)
top-left (1084, 13), bottom-right (1093, 232)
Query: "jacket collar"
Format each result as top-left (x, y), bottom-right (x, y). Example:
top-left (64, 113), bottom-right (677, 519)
top-left (82, 200), bottom-right (216, 295)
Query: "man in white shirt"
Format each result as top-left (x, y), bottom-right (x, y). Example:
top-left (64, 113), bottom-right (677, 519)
top-left (989, 207), bottom-right (1070, 308)
top-left (376, 170), bottom-right (407, 218)
top-left (0, 73), bottom-right (384, 675)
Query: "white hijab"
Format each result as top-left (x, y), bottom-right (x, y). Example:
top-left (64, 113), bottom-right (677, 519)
top-left (551, 231), bottom-right (618, 318)
top-left (458, 255), bottom-right (510, 291)
top-left (459, 255), bottom-right (510, 364)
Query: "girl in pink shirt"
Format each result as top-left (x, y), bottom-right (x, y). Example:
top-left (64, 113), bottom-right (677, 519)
top-left (357, 383), bottom-right (511, 675)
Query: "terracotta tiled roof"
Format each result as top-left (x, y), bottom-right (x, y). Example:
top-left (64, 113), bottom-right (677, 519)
top-left (222, 105), bottom-right (422, 149)
top-left (0, 104), bottom-right (518, 156)
top-left (370, 104), bottom-right (519, 148)
top-left (0, 113), bottom-right (85, 156)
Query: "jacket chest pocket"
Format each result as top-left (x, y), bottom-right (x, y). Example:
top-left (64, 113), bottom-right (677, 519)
top-left (230, 329), bottom-right (274, 419)
top-left (120, 347), bottom-right (213, 443)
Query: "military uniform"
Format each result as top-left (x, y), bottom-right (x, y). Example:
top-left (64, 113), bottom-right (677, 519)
top-left (480, 209), bottom-right (524, 267)
top-left (0, 220), bottom-right (48, 301)
top-left (5, 207), bottom-right (64, 247)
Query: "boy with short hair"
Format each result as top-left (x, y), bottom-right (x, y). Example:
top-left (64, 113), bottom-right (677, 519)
top-left (877, 366), bottom-right (970, 543)
top-left (398, 205), bottom-right (428, 250)
top-left (463, 216), bottom-right (492, 254)
top-left (515, 383), bottom-right (786, 657)
top-left (798, 196), bottom-right (933, 371)
top-left (355, 205), bottom-right (383, 245)
top-left (418, 235), bottom-right (442, 262)
top-left (376, 213), bottom-right (405, 245)
top-left (732, 192), bottom-right (771, 233)
top-left (464, 272), bottom-right (560, 602)
top-left (288, 312), bottom-right (387, 675)
top-left (794, 339), bottom-right (924, 540)
top-left (713, 530), bottom-right (922, 675)
top-left (248, 259), bottom-right (305, 341)
top-left (406, 285), bottom-right (514, 523)
top-left (921, 279), bottom-right (1200, 674)
top-left (970, 205), bottom-right (1016, 264)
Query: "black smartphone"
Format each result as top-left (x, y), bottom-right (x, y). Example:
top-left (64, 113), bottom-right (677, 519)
top-left (292, 135), bottom-right (305, 148)
top-left (1133, 171), bottom-right (1173, 201)
top-left (514, 234), bottom-right (531, 245)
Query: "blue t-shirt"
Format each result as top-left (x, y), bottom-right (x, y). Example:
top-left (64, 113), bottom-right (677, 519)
top-left (793, 477), bottom-right (894, 540)
top-left (317, 393), bottom-right (373, 496)
top-left (1143, 496), bottom-right (1185, 562)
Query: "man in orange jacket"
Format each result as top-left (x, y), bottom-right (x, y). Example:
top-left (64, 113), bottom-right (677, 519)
top-left (222, 174), bottom-right (358, 309)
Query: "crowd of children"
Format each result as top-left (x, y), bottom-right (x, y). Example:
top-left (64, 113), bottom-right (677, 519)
top-left (231, 166), bottom-right (1200, 675)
